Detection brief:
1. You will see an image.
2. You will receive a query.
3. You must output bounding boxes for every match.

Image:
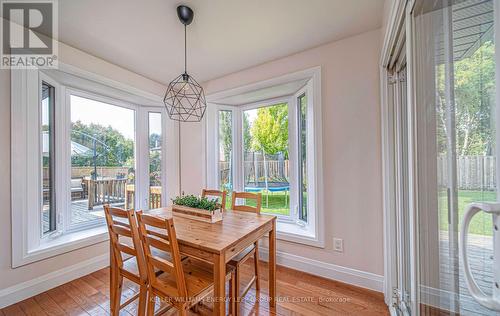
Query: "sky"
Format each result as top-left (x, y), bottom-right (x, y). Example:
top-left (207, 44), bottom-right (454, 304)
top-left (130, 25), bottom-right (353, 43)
top-left (70, 95), bottom-right (162, 140)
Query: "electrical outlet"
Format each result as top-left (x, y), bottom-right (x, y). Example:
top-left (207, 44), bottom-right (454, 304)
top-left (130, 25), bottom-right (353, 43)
top-left (333, 238), bottom-right (343, 252)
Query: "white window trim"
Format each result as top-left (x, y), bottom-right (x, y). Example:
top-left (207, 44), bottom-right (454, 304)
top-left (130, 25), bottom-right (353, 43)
top-left (11, 64), bottom-right (175, 267)
top-left (204, 66), bottom-right (324, 248)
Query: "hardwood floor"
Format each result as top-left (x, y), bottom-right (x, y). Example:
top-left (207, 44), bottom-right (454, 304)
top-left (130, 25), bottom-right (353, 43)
top-left (1, 260), bottom-right (389, 316)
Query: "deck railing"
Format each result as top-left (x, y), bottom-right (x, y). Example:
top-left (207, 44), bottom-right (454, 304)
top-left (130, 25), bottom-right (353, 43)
top-left (87, 178), bottom-right (127, 209)
top-left (125, 184), bottom-right (162, 210)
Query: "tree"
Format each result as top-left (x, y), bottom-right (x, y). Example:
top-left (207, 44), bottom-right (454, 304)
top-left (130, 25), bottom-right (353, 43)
top-left (149, 133), bottom-right (162, 185)
top-left (250, 103), bottom-right (288, 157)
top-left (243, 112), bottom-right (252, 153)
top-left (71, 121), bottom-right (134, 168)
top-left (219, 111), bottom-right (232, 161)
top-left (149, 133), bottom-right (161, 149)
top-left (436, 41), bottom-right (495, 156)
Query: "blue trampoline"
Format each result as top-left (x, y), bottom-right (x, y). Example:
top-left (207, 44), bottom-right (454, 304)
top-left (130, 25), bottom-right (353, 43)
top-left (244, 181), bottom-right (289, 207)
top-left (244, 182), bottom-right (289, 192)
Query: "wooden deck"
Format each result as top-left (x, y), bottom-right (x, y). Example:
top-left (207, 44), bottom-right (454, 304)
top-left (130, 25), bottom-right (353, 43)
top-left (42, 200), bottom-right (124, 232)
top-left (437, 232), bottom-right (495, 316)
top-left (1, 260), bottom-right (389, 316)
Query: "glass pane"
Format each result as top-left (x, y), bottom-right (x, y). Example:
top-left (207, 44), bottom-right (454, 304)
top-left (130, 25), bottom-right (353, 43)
top-left (149, 112), bottom-right (162, 209)
top-left (414, 1), bottom-right (496, 314)
top-left (70, 95), bottom-right (135, 229)
top-left (243, 103), bottom-right (290, 215)
top-left (298, 94), bottom-right (308, 222)
top-left (218, 110), bottom-right (232, 210)
top-left (41, 82), bottom-right (55, 235)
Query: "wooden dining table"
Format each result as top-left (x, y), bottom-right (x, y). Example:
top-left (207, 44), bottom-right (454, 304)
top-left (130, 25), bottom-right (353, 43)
top-left (141, 206), bottom-right (277, 315)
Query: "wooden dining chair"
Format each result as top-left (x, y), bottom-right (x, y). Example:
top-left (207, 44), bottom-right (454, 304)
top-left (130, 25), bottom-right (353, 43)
top-left (201, 189), bottom-right (227, 211)
top-left (135, 212), bottom-right (236, 316)
top-left (229, 191), bottom-right (262, 315)
top-left (104, 205), bottom-right (148, 316)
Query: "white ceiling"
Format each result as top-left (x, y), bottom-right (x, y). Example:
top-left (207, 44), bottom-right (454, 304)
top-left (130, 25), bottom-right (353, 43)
top-left (214, 79), bottom-right (308, 105)
top-left (57, 0), bottom-right (384, 85)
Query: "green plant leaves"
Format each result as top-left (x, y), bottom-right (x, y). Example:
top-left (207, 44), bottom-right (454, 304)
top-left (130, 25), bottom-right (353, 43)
top-left (172, 195), bottom-right (219, 211)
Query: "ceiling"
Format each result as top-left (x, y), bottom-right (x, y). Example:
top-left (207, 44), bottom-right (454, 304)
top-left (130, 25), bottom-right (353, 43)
top-left (57, 0), bottom-right (384, 85)
top-left (213, 79), bottom-right (308, 105)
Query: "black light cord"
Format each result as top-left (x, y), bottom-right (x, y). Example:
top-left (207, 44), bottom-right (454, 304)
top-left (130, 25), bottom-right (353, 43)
top-left (184, 24), bottom-right (187, 74)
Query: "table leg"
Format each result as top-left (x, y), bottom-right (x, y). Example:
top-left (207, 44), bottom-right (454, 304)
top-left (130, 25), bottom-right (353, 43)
top-left (214, 253), bottom-right (226, 316)
top-left (269, 220), bottom-right (277, 308)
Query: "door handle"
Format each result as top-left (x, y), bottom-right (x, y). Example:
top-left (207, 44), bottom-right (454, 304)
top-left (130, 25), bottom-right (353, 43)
top-left (460, 202), bottom-right (500, 311)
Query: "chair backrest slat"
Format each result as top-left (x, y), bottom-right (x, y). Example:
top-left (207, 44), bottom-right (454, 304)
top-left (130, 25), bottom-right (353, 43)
top-left (104, 205), bottom-right (146, 282)
top-left (146, 229), bottom-right (170, 241)
top-left (201, 189), bottom-right (227, 211)
top-left (231, 191), bottom-right (262, 214)
top-left (145, 235), bottom-right (172, 253)
top-left (112, 225), bottom-right (133, 238)
top-left (150, 256), bottom-right (175, 274)
top-left (117, 243), bottom-right (136, 256)
top-left (136, 212), bottom-right (188, 299)
top-left (112, 220), bottom-right (130, 228)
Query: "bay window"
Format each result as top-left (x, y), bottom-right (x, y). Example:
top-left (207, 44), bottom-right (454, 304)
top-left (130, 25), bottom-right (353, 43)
top-left (205, 67), bottom-right (323, 246)
top-left (11, 67), bottom-right (170, 267)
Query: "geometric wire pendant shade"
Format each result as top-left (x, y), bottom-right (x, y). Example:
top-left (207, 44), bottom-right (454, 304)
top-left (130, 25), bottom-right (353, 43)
top-left (163, 5), bottom-right (207, 122)
top-left (163, 73), bottom-right (206, 122)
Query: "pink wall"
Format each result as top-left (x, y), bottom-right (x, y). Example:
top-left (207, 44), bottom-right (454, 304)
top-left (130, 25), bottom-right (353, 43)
top-left (180, 29), bottom-right (384, 277)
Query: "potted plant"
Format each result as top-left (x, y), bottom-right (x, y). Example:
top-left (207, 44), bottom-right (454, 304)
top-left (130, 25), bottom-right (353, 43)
top-left (171, 195), bottom-right (223, 223)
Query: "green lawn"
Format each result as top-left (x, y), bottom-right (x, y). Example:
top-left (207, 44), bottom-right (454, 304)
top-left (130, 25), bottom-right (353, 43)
top-left (225, 192), bottom-right (290, 216)
top-left (438, 190), bottom-right (496, 236)
top-left (225, 189), bottom-right (495, 236)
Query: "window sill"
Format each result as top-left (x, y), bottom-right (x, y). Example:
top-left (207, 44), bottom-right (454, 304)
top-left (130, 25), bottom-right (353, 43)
top-left (275, 220), bottom-right (324, 248)
top-left (14, 226), bottom-right (109, 268)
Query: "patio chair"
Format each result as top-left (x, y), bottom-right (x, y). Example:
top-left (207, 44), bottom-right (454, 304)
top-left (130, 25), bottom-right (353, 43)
top-left (70, 178), bottom-right (84, 200)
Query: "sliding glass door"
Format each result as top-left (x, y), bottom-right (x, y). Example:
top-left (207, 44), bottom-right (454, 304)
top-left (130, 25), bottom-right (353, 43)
top-left (412, 0), bottom-right (498, 314)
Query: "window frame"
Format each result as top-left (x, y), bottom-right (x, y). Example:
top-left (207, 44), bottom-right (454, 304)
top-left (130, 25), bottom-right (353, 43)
top-left (204, 67), bottom-right (324, 247)
top-left (296, 91), bottom-right (308, 223)
top-left (40, 79), bottom-right (57, 236)
top-left (11, 67), bottom-right (172, 267)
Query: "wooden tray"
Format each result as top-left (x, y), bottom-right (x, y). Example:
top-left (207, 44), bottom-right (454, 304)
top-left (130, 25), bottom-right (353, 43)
top-left (172, 205), bottom-right (223, 223)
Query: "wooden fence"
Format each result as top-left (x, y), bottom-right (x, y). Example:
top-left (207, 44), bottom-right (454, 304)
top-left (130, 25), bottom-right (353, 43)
top-left (438, 156), bottom-right (496, 191)
top-left (219, 160), bottom-right (290, 183)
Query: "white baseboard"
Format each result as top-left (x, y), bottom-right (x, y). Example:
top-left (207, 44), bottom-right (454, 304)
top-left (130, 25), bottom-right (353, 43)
top-left (259, 247), bottom-right (384, 292)
top-left (0, 253), bottom-right (109, 308)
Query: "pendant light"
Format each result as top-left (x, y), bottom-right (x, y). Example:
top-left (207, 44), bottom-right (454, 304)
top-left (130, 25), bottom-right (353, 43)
top-left (163, 5), bottom-right (206, 122)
